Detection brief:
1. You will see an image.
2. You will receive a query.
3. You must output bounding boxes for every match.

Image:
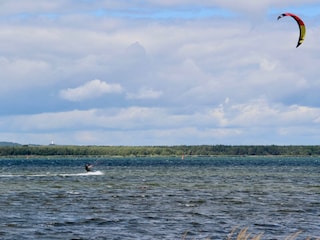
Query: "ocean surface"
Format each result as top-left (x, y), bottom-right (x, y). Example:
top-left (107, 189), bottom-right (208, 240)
top-left (0, 156), bottom-right (319, 239)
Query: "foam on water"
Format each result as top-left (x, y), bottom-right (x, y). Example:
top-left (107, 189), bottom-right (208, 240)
top-left (0, 170), bottom-right (104, 178)
top-left (59, 170), bottom-right (104, 176)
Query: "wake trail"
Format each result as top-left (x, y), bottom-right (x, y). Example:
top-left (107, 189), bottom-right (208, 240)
top-left (0, 170), bottom-right (105, 178)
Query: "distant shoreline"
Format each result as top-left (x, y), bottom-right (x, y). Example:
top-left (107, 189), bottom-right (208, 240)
top-left (1, 145), bottom-right (320, 157)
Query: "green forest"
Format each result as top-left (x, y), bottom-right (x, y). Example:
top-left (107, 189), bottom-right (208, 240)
top-left (1, 145), bottom-right (320, 157)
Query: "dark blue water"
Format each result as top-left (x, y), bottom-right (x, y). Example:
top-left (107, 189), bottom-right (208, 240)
top-left (0, 156), bottom-right (319, 239)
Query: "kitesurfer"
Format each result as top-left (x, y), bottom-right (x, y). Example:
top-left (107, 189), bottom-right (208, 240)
top-left (85, 163), bottom-right (93, 172)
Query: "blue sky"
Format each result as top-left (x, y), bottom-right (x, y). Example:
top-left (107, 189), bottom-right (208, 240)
top-left (1, 0), bottom-right (320, 146)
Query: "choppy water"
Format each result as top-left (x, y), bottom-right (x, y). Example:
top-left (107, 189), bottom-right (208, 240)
top-left (0, 156), bottom-right (319, 239)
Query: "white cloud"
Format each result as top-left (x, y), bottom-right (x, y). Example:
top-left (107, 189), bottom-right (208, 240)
top-left (1, 98), bottom-right (320, 145)
top-left (0, 57), bottom-right (52, 93)
top-left (126, 87), bottom-right (162, 99)
top-left (59, 79), bottom-right (123, 101)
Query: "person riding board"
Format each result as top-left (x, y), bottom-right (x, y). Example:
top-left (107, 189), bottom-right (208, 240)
top-left (85, 163), bottom-right (93, 172)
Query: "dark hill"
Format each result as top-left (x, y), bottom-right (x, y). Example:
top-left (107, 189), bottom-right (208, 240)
top-left (0, 142), bottom-right (21, 146)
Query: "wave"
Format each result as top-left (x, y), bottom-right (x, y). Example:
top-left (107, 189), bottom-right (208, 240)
top-left (0, 170), bottom-right (104, 178)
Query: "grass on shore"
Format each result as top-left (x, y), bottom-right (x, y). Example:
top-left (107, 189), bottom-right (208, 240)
top-left (183, 227), bottom-right (320, 240)
top-left (227, 227), bottom-right (320, 240)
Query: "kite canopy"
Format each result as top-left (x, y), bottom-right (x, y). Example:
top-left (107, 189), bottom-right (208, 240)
top-left (277, 13), bottom-right (306, 48)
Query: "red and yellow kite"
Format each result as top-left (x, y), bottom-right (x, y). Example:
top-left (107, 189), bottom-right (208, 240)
top-left (277, 13), bottom-right (306, 48)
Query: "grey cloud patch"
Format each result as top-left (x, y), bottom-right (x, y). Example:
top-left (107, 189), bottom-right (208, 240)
top-left (59, 79), bottom-right (123, 102)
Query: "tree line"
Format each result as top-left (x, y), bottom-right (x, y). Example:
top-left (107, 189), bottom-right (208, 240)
top-left (0, 145), bottom-right (320, 156)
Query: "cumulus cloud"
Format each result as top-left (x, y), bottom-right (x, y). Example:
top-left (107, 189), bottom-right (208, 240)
top-left (59, 79), bottom-right (123, 102)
